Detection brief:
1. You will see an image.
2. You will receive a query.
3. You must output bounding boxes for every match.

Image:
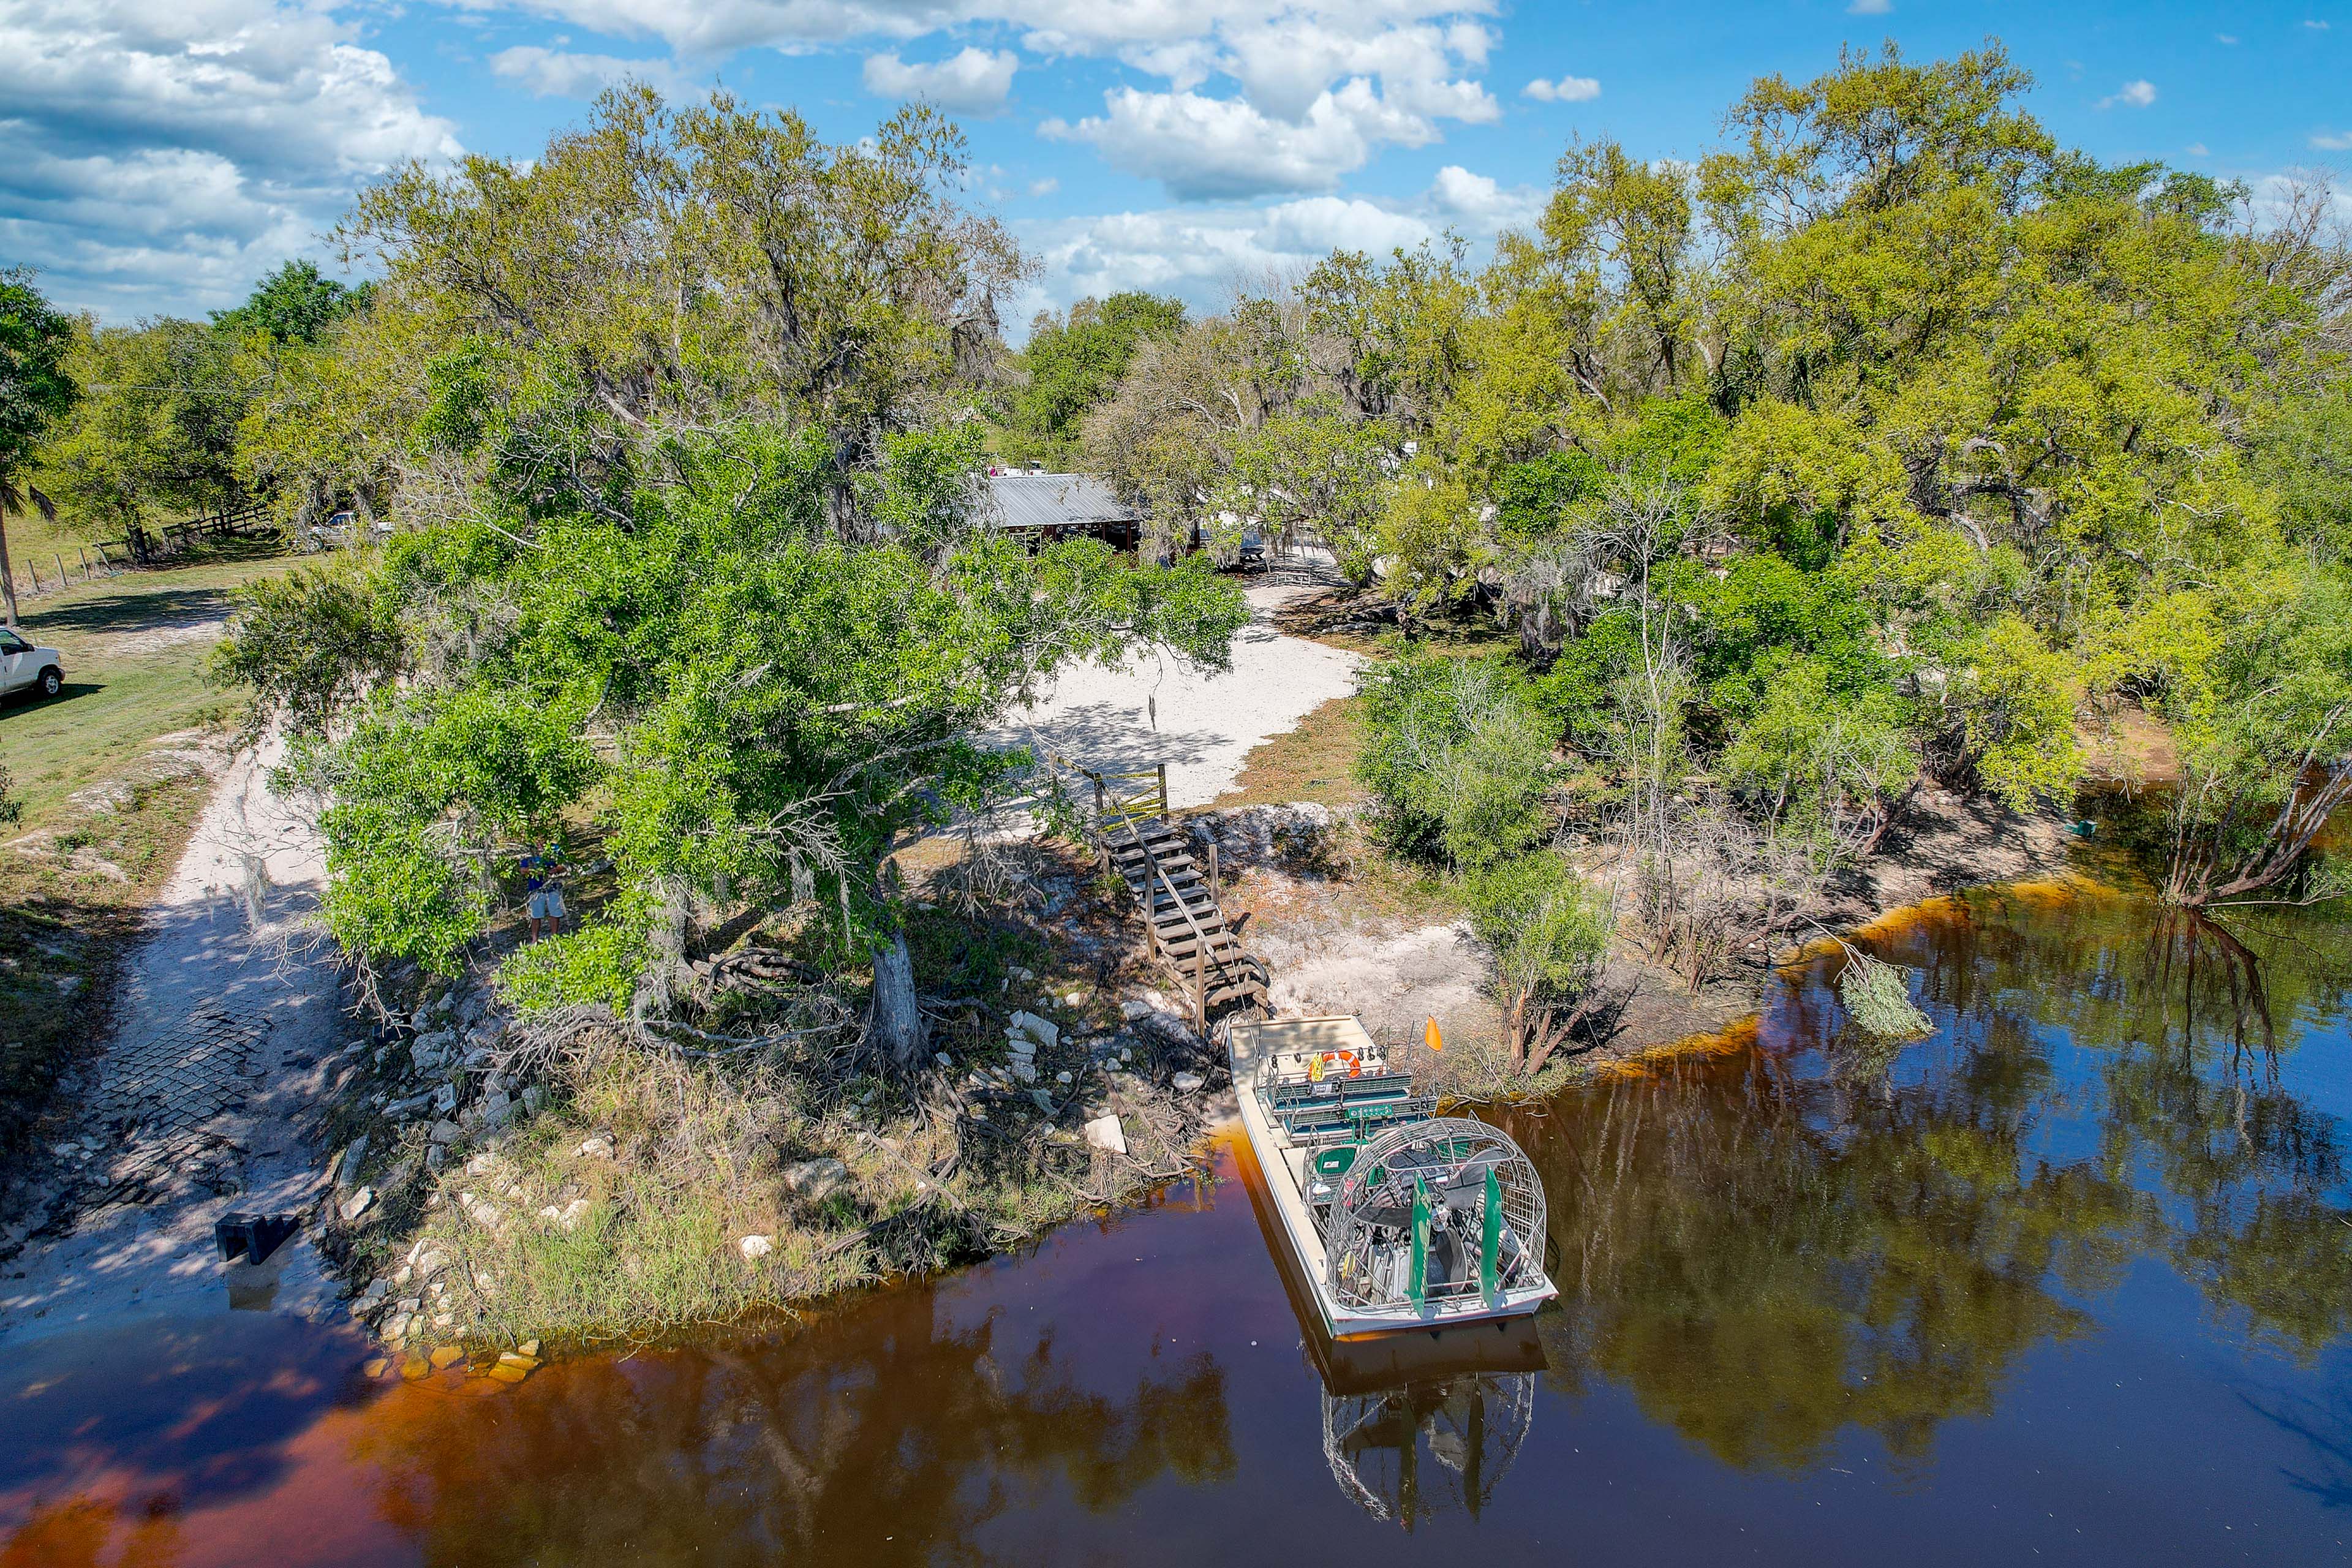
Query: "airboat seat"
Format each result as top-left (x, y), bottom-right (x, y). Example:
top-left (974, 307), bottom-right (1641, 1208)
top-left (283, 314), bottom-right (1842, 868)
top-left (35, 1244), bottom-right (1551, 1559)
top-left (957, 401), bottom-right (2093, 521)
top-left (1311, 1147), bottom-right (1359, 1179)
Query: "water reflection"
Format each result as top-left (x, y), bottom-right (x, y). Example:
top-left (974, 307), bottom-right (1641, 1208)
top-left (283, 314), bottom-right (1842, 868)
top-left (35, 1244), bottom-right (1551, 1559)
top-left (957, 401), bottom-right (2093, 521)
top-left (6, 878), bottom-right (2352, 1564)
top-left (1321, 1370), bottom-right (1534, 1527)
top-left (1509, 879), bottom-right (2352, 1479)
top-left (344, 1227), bottom-right (1238, 1564)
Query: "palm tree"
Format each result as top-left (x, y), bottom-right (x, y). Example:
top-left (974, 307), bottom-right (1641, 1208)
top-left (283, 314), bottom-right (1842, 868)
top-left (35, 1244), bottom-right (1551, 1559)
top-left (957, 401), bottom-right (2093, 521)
top-left (0, 266), bottom-right (79, 628)
top-left (0, 471), bottom-right (58, 627)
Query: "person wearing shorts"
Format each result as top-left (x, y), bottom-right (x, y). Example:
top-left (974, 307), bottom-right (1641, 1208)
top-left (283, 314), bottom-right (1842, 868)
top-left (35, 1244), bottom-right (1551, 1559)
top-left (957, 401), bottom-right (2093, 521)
top-left (521, 843), bottom-right (567, 940)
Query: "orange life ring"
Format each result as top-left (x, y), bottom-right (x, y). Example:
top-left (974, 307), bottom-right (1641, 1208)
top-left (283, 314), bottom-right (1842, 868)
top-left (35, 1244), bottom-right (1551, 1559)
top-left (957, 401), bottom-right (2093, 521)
top-left (1317, 1049), bottom-right (1363, 1079)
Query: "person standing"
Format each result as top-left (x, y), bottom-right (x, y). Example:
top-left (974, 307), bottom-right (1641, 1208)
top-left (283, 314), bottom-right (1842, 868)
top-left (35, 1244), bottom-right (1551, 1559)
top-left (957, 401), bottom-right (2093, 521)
top-left (521, 840), bottom-right (567, 941)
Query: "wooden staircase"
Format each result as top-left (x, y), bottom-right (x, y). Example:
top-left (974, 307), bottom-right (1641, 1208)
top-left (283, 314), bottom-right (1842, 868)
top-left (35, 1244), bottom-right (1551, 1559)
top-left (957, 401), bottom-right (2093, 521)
top-left (1077, 761), bottom-right (1269, 1030)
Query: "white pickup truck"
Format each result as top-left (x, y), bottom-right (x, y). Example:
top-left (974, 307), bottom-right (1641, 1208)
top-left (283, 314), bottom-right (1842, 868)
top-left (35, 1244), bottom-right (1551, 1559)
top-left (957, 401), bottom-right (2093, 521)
top-left (0, 627), bottom-right (63, 701)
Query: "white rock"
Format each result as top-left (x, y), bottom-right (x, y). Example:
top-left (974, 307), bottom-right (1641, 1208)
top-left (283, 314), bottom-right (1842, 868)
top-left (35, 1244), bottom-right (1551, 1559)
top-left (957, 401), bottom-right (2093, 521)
top-left (429, 1119), bottom-right (462, 1145)
top-left (554, 1197), bottom-right (590, 1231)
top-left (739, 1234), bottom-right (775, 1261)
top-left (1055, 1071), bottom-right (1072, 1085)
top-left (1084, 1115), bottom-right (1128, 1156)
top-left (783, 1157), bottom-right (850, 1202)
top-left (1144, 990), bottom-right (1172, 1014)
top-left (479, 1090), bottom-right (514, 1129)
top-left (1065, 991), bottom-right (1085, 1006)
top-left (935, 1052), bottom-right (952, 1068)
top-left (339, 1186), bottom-right (375, 1223)
top-left (576, 1134), bottom-right (614, 1159)
top-left (1170, 1071), bottom-right (1205, 1093)
top-left (1008, 1011), bottom-right (1060, 1049)
top-left (1120, 999), bottom-right (1151, 1021)
top-left (1011, 1061), bottom-right (1038, 1084)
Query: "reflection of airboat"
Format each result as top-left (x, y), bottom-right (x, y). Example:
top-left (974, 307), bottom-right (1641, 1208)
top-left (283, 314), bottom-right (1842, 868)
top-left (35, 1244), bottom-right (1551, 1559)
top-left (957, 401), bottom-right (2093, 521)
top-left (1229, 1016), bottom-right (1556, 1336)
top-left (1229, 1069), bottom-right (1550, 1529)
top-left (1321, 1360), bottom-right (1539, 1526)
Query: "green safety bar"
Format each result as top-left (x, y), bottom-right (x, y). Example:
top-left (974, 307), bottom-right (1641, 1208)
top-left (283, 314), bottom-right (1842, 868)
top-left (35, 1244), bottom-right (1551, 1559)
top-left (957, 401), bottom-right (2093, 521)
top-left (1408, 1178), bottom-right (1431, 1309)
top-left (1480, 1164), bottom-right (1502, 1299)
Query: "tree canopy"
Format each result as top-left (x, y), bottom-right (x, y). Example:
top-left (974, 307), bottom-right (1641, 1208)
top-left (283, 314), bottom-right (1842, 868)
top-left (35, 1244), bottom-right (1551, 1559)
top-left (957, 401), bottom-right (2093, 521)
top-left (211, 91), bottom-right (1243, 1059)
top-left (1088, 42), bottom-right (2352, 906)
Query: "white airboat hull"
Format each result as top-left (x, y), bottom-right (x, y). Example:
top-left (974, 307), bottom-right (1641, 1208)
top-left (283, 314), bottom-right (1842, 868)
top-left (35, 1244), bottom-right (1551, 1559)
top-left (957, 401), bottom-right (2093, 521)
top-left (1229, 1016), bottom-right (1558, 1338)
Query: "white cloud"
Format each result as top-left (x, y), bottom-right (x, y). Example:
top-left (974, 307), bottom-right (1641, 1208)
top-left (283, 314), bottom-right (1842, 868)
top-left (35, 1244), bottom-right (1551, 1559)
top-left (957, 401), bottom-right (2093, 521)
top-left (2305, 19), bottom-right (2332, 29)
top-left (1847, 0), bottom-right (1892, 15)
top-left (861, 45), bottom-right (1019, 114)
top-left (1259, 195), bottom-right (1432, 255)
top-left (1008, 165), bottom-right (1537, 330)
top-left (1052, 78), bottom-right (1458, 200)
top-left (2215, 32), bottom-right (2239, 43)
top-left (1426, 165), bottom-right (1543, 233)
top-left (489, 46), bottom-right (696, 100)
top-left (2185, 141), bottom-right (2209, 157)
top-left (2097, 80), bottom-right (2158, 110)
top-left (0, 0), bottom-right (459, 318)
top-left (2313, 131), bottom-right (2352, 151)
top-left (423, 2), bottom-right (1502, 196)
top-left (1027, 176), bottom-right (1059, 197)
top-left (1522, 75), bottom-right (1600, 104)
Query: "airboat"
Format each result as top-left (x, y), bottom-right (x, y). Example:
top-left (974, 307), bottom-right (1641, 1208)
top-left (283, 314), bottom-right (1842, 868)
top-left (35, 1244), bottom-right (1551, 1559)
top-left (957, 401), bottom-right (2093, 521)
top-left (1227, 1015), bottom-right (1556, 1338)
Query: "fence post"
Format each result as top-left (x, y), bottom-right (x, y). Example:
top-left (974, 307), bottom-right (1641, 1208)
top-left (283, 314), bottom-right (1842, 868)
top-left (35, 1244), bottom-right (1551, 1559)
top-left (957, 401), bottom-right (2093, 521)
top-left (1155, 762), bottom-right (1169, 815)
top-left (1208, 839), bottom-right (1219, 903)
top-left (53, 554), bottom-right (66, 591)
top-left (77, 547), bottom-right (89, 581)
top-left (1195, 946), bottom-right (1207, 1033)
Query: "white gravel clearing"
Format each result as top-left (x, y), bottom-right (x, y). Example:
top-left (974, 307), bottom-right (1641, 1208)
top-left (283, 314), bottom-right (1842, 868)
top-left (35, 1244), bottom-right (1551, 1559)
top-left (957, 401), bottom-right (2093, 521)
top-left (993, 550), bottom-right (1363, 807)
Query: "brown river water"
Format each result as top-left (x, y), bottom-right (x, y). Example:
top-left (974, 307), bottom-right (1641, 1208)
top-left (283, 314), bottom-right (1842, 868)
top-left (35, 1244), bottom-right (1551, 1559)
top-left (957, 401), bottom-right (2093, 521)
top-left (5, 872), bottom-right (2351, 1565)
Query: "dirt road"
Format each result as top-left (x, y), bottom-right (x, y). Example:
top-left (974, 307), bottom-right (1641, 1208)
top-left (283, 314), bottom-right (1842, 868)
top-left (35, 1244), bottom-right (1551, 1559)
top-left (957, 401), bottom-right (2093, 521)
top-left (0, 740), bottom-right (347, 1348)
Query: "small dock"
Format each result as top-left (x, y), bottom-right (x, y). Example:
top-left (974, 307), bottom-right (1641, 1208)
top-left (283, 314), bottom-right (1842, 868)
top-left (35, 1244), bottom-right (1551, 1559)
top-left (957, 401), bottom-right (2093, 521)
top-left (1079, 762), bottom-right (1267, 1029)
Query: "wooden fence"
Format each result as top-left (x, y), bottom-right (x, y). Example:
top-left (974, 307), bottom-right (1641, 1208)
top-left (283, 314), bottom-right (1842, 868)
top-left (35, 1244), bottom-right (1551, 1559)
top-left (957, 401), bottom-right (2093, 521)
top-left (4, 501), bottom-right (276, 605)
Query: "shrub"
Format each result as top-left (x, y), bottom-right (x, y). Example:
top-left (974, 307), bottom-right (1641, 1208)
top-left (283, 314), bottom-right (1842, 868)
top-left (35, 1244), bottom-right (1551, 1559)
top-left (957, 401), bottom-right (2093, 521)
top-left (1464, 851), bottom-right (1610, 1074)
top-left (1356, 653), bottom-right (1555, 870)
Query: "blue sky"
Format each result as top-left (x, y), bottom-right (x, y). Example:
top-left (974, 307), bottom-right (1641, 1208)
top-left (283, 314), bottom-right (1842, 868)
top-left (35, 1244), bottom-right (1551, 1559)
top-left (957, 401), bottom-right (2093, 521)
top-left (3, 0), bottom-right (2345, 333)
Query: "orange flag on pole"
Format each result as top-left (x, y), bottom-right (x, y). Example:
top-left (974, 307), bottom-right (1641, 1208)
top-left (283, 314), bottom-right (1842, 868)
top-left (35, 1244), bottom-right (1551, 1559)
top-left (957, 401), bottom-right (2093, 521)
top-left (1424, 1016), bottom-right (1444, 1053)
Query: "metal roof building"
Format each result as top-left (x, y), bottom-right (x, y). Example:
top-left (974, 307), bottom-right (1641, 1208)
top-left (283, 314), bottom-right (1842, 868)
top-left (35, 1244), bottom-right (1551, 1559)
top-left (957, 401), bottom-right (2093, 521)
top-left (985, 472), bottom-right (1140, 537)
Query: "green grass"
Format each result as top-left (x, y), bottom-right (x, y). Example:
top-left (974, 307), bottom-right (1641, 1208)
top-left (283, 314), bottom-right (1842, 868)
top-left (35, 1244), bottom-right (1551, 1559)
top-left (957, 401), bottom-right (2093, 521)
top-left (2, 555), bottom-right (293, 830)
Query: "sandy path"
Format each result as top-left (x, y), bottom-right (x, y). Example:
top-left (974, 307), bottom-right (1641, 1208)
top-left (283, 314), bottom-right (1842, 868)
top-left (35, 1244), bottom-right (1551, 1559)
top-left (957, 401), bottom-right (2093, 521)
top-left (0, 739), bottom-right (347, 1348)
top-left (993, 551), bottom-right (1364, 807)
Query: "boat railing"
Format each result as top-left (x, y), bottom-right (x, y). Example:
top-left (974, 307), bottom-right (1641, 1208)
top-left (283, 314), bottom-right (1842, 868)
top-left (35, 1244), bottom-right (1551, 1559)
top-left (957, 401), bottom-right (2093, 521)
top-left (1257, 1067), bottom-right (1434, 1146)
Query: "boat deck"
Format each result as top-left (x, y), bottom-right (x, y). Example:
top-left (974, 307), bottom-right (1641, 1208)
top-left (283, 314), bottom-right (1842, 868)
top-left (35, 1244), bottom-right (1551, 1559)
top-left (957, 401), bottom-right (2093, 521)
top-left (1229, 1016), bottom-right (1556, 1338)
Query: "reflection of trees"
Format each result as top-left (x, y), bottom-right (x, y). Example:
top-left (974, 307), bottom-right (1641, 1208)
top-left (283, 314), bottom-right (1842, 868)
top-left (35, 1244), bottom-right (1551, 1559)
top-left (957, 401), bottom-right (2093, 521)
top-left (1511, 1044), bottom-right (2148, 1477)
top-left (1510, 881), bottom-right (2352, 1473)
top-left (347, 1280), bottom-right (1234, 1565)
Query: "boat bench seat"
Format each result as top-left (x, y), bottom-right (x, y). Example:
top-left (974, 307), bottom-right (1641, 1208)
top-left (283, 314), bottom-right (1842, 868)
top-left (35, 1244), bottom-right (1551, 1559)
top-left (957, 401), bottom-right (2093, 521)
top-left (1271, 1093), bottom-right (1436, 1144)
top-left (1265, 1071), bottom-right (1416, 1110)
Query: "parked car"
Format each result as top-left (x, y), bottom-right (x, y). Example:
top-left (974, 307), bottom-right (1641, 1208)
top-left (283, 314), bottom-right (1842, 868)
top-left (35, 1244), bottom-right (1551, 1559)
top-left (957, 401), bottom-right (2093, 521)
top-left (0, 627), bottom-right (63, 700)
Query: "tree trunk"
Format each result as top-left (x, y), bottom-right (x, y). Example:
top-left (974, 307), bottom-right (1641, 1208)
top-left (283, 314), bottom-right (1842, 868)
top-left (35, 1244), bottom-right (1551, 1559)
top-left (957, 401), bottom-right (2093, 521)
top-left (871, 929), bottom-right (925, 1072)
top-left (0, 508), bottom-right (16, 627)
